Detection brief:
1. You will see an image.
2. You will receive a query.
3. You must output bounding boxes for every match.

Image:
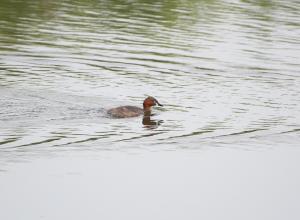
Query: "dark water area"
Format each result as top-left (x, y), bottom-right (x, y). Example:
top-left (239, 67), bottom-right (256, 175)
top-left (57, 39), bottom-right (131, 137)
top-left (0, 0), bottom-right (300, 219)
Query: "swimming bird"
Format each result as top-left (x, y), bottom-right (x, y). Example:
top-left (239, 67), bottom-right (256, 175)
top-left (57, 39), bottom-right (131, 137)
top-left (107, 96), bottom-right (163, 118)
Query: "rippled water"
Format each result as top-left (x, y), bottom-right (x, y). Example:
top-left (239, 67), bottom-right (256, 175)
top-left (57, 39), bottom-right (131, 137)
top-left (1, 0), bottom-right (299, 154)
top-left (0, 0), bottom-right (300, 219)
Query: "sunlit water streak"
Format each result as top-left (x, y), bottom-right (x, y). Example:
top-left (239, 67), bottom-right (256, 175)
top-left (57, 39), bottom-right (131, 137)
top-left (0, 0), bottom-right (300, 161)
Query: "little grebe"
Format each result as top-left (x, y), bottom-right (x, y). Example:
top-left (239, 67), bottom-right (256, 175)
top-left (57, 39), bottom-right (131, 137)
top-left (107, 96), bottom-right (163, 118)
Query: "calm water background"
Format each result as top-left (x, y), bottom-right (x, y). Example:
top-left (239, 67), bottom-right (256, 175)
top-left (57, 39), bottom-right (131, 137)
top-left (0, 0), bottom-right (300, 219)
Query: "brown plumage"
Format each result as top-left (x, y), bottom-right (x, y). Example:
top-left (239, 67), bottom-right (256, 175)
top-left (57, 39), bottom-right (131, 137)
top-left (107, 96), bottom-right (163, 118)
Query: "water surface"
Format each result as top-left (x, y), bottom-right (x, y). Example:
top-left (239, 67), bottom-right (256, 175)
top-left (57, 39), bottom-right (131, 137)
top-left (0, 0), bottom-right (300, 219)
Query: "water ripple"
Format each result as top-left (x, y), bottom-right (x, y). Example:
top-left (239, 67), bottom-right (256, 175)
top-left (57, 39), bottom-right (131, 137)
top-left (0, 0), bottom-right (299, 158)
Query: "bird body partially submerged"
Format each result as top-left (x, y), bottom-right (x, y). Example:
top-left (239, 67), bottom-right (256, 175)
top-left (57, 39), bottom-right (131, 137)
top-left (107, 106), bottom-right (143, 118)
top-left (107, 96), bottom-right (163, 118)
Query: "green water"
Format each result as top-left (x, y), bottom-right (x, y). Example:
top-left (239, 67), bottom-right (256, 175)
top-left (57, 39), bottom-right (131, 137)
top-left (0, 0), bottom-right (300, 219)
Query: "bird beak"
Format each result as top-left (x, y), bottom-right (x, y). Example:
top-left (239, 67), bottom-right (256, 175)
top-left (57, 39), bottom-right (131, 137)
top-left (154, 99), bottom-right (163, 107)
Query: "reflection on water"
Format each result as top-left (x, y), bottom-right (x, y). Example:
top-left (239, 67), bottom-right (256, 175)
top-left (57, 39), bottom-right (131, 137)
top-left (142, 112), bottom-right (164, 129)
top-left (0, 0), bottom-right (300, 157)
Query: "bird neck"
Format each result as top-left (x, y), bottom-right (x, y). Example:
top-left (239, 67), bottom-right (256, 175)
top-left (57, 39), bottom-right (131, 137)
top-left (143, 106), bottom-right (152, 114)
top-left (143, 105), bottom-right (152, 109)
